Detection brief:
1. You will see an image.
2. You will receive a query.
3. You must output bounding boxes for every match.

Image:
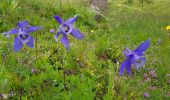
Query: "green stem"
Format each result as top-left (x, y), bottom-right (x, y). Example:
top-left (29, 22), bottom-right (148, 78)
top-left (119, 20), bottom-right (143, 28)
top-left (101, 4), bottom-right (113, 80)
top-left (60, 0), bottom-right (62, 10)
top-left (35, 33), bottom-right (38, 61)
top-left (63, 51), bottom-right (67, 91)
top-left (35, 32), bottom-right (45, 67)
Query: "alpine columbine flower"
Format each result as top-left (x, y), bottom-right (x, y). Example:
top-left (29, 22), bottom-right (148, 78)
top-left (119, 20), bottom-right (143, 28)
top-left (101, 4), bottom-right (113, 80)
top-left (54, 15), bottom-right (83, 50)
top-left (119, 39), bottom-right (151, 75)
top-left (3, 21), bottom-right (42, 52)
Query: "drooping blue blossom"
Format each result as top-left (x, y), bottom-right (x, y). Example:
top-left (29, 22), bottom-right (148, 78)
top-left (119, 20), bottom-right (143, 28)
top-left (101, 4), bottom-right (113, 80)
top-left (53, 15), bottom-right (84, 50)
top-left (119, 38), bottom-right (151, 76)
top-left (3, 21), bottom-right (42, 52)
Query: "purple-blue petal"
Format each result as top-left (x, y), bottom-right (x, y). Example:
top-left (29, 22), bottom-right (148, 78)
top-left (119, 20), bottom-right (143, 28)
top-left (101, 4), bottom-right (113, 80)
top-left (140, 57), bottom-right (146, 66)
top-left (131, 56), bottom-right (146, 70)
top-left (54, 15), bottom-right (63, 25)
top-left (65, 15), bottom-right (78, 25)
top-left (26, 36), bottom-right (34, 48)
top-left (70, 28), bottom-right (83, 40)
top-left (60, 35), bottom-right (69, 50)
top-left (17, 20), bottom-right (28, 30)
top-left (135, 38), bottom-right (150, 52)
top-left (134, 51), bottom-right (144, 56)
top-left (125, 59), bottom-right (132, 75)
top-left (119, 58), bottom-right (131, 76)
top-left (13, 36), bottom-right (23, 52)
top-left (5, 28), bottom-right (18, 34)
top-left (26, 26), bottom-right (42, 33)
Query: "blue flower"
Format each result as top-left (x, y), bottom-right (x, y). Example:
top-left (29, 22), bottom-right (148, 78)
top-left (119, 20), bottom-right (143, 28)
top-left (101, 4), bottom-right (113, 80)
top-left (158, 39), bottom-right (161, 44)
top-left (54, 15), bottom-right (84, 50)
top-left (4, 21), bottom-right (42, 52)
top-left (119, 39), bottom-right (151, 75)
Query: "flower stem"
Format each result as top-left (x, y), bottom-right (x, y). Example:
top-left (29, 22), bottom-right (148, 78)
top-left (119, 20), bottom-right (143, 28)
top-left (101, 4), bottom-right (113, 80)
top-left (35, 32), bottom-right (45, 67)
top-left (63, 51), bottom-right (67, 91)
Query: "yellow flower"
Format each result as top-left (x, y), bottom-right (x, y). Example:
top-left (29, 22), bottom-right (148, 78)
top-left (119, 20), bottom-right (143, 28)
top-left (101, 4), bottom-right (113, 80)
top-left (90, 30), bottom-right (95, 33)
top-left (166, 25), bottom-right (170, 30)
top-left (89, 70), bottom-right (94, 76)
top-left (117, 4), bottom-right (122, 7)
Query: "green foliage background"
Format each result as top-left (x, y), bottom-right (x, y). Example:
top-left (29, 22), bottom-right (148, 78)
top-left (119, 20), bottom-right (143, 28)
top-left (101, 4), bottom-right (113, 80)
top-left (0, 0), bottom-right (170, 99)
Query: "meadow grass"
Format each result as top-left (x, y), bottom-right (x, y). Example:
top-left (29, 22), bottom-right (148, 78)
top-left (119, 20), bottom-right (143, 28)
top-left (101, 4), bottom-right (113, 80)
top-left (0, 0), bottom-right (170, 99)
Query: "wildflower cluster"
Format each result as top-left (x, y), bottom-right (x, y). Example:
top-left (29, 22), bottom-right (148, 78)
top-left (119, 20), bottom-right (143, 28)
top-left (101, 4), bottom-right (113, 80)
top-left (143, 69), bottom-right (157, 82)
top-left (2, 15), bottom-right (153, 76)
